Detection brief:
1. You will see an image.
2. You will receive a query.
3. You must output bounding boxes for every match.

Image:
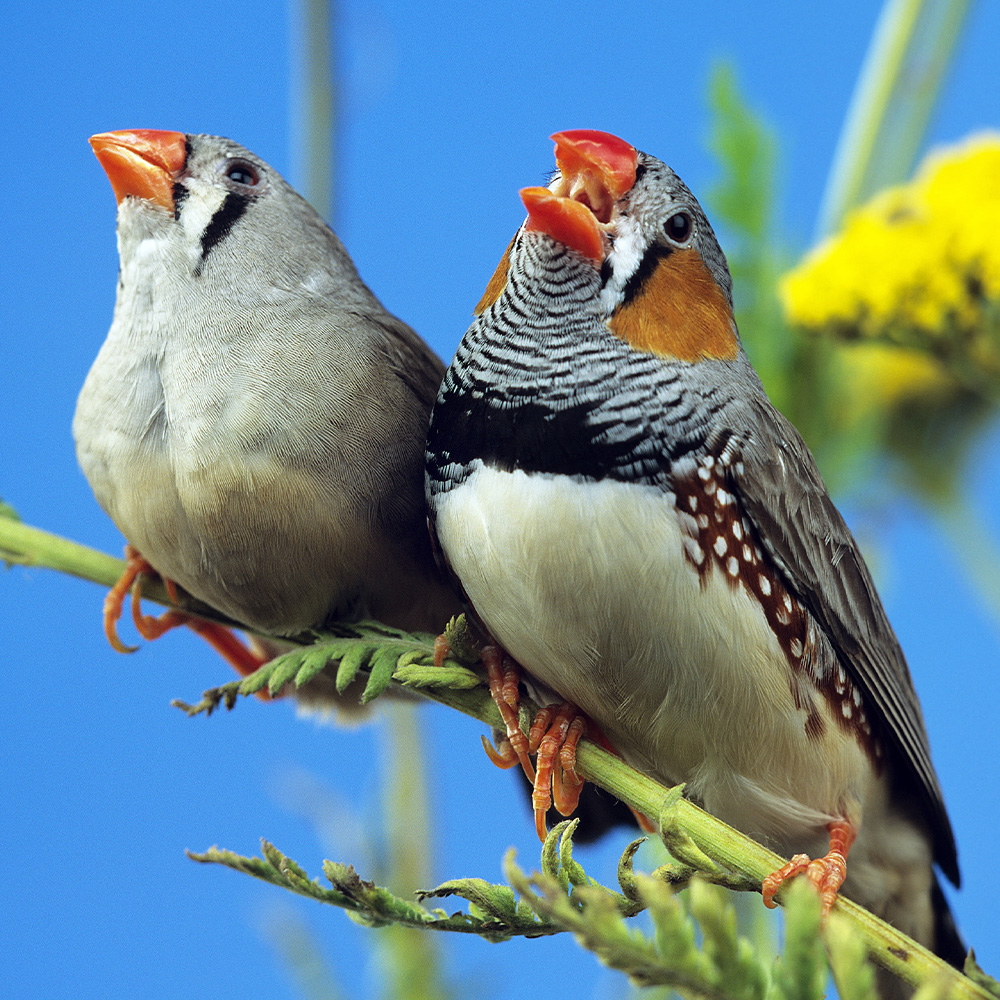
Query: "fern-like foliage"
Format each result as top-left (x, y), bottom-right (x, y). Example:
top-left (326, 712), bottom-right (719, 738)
top-left (3, 515), bottom-right (996, 999)
top-left (188, 821), bottom-right (891, 1000)
top-left (172, 618), bottom-right (482, 716)
top-left (189, 828), bottom-right (571, 942)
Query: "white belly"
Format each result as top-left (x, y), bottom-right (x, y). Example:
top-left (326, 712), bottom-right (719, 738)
top-left (73, 336), bottom-right (394, 633)
top-left (434, 462), bottom-right (876, 847)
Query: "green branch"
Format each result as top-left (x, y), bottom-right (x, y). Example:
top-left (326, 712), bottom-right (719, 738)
top-left (0, 516), bottom-right (235, 629)
top-left (3, 515), bottom-right (993, 999)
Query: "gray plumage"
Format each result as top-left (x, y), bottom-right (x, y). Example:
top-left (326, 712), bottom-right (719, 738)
top-left (76, 132), bottom-right (456, 650)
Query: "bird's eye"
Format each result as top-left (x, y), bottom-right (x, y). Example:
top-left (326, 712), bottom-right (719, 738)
top-left (665, 211), bottom-right (692, 244)
top-left (224, 159), bottom-right (260, 187)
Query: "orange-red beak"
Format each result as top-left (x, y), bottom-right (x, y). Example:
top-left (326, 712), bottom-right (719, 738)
top-left (521, 129), bottom-right (637, 263)
top-left (520, 187), bottom-right (605, 262)
top-left (89, 130), bottom-right (187, 210)
top-left (551, 129), bottom-right (637, 212)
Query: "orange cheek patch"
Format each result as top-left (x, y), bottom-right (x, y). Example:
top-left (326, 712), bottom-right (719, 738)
top-left (475, 236), bottom-right (515, 315)
top-left (609, 248), bottom-right (738, 362)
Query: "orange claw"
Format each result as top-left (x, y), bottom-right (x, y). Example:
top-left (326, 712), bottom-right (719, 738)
top-left (481, 733), bottom-right (522, 770)
top-left (102, 544), bottom-right (272, 698)
top-left (482, 645), bottom-right (535, 781)
top-left (762, 818), bottom-right (857, 914)
top-left (104, 545), bottom-right (161, 652)
top-left (530, 702), bottom-right (587, 840)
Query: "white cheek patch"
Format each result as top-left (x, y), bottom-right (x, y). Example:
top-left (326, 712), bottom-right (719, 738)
top-left (180, 182), bottom-right (228, 264)
top-left (600, 213), bottom-right (644, 316)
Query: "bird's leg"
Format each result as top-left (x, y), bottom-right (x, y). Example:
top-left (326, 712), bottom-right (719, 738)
top-left (105, 544), bottom-right (272, 694)
top-left (473, 642), bottom-right (622, 841)
top-left (531, 703), bottom-right (587, 839)
top-left (480, 644), bottom-right (535, 782)
top-left (104, 545), bottom-right (180, 652)
top-left (434, 631), bottom-right (537, 781)
top-left (184, 620), bottom-right (270, 680)
top-left (761, 818), bottom-right (857, 914)
top-left (132, 582), bottom-right (273, 695)
top-left (130, 573), bottom-right (191, 640)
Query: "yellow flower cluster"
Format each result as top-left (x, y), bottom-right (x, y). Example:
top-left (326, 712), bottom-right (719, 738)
top-left (781, 133), bottom-right (1000, 346)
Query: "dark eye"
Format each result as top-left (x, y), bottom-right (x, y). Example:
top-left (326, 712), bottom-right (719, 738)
top-left (224, 159), bottom-right (260, 187)
top-left (665, 211), bottom-right (692, 244)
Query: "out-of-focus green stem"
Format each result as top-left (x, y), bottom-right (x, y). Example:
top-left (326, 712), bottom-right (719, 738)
top-left (378, 702), bottom-right (447, 1000)
top-left (298, 0), bottom-right (336, 222)
top-left (934, 493), bottom-right (1000, 625)
top-left (817, 0), bottom-right (973, 236)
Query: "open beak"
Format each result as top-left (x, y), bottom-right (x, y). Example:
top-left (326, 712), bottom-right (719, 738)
top-left (520, 129), bottom-right (637, 263)
top-left (89, 129), bottom-right (187, 210)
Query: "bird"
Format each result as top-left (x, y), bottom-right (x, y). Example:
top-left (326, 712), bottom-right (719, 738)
top-left (75, 129), bottom-right (458, 705)
top-left (425, 129), bottom-right (963, 963)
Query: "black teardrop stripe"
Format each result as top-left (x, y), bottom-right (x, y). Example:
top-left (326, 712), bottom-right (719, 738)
top-left (619, 244), bottom-right (672, 309)
top-left (199, 191), bottom-right (250, 260)
top-left (171, 182), bottom-right (188, 220)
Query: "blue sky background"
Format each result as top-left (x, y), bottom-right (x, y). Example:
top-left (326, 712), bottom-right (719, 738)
top-left (2, 3), bottom-right (999, 998)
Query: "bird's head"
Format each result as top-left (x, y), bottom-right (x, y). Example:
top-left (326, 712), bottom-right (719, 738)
top-left (478, 130), bottom-right (739, 364)
top-left (88, 129), bottom-right (367, 303)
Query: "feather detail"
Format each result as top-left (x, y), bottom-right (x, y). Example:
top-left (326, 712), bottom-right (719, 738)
top-left (475, 236), bottom-right (514, 315)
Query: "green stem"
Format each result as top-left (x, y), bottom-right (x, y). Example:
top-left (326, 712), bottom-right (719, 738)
top-left (3, 515), bottom-right (989, 998)
top-left (817, 0), bottom-right (973, 237)
top-left (378, 703), bottom-right (446, 1000)
top-left (933, 492), bottom-right (1000, 625)
top-left (1, 517), bottom-right (128, 589)
top-left (893, 0), bottom-right (973, 176)
top-left (0, 517), bottom-right (239, 629)
top-left (297, 0), bottom-right (336, 222)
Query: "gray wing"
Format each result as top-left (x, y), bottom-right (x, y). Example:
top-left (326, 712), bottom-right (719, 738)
top-left (727, 392), bottom-right (959, 885)
top-left (368, 311), bottom-right (446, 413)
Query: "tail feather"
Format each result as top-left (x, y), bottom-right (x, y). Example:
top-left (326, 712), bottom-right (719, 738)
top-left (931, 873), bottom-right (966, 968)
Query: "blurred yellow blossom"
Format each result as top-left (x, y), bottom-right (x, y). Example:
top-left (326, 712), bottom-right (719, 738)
top-left (839, 342), bottom-right (952, 413)
top-left (781, 133), bottom-right (1000, 391)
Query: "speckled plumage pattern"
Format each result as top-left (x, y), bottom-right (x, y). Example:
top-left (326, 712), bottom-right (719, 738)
top-left (426, 145), bottom-right (961, 963)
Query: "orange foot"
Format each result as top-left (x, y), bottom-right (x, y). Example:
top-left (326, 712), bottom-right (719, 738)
top-left (761, 818), bottom-right (857, 914)
top-left (528, 700), bottom-right (587, 840)
top-left (104, 544), bottom-right (272, 694)
top-left (432, 634), bottom-right (651, 840)
top-left (477, 644), bottom-right (588, 841)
